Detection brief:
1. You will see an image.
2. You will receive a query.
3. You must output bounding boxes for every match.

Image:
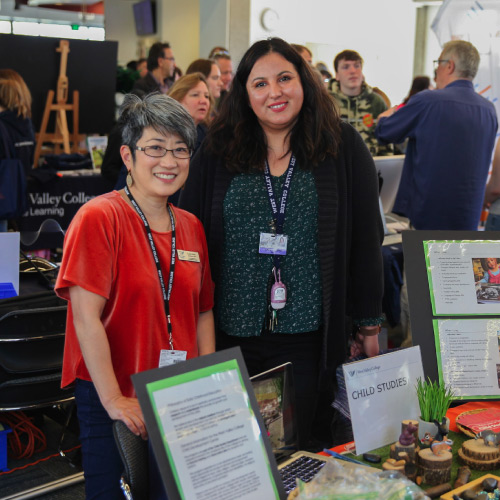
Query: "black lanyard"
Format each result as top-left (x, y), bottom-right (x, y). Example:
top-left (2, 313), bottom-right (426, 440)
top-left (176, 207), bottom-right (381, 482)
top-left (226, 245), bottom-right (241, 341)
top-left (124, 186), bottom-right (176, 349)
top-left (263, 154), bottom-right (296, 269)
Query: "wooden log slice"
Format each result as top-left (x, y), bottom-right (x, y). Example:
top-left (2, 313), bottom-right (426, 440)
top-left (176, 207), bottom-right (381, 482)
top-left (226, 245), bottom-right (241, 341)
top-left (394, 442), bottom-right (417, 462)
top-left (458, 447), bottom-right (500, 471)
top-left (417, 448), bottom-right (452, 485)
top-left (418, 465), bottom-right (451, 485)
top-left (461, 439), bottom-right (500, 461)
top-left (418, 448), bottom-right (452, 468)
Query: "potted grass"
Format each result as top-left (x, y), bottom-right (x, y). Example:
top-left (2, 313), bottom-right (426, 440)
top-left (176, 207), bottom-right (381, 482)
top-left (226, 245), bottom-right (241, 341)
top-left (415, 377), bottom-right (455, 441)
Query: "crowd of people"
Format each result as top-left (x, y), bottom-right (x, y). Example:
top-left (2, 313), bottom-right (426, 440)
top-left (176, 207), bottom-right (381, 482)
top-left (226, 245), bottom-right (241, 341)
top-left (0, 35), bottom-right (498, 499)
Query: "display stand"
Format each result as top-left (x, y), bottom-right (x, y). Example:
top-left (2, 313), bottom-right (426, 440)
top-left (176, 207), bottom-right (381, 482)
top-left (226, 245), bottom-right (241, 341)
top-left (33, 40), bottom-right (84, 168)
top-left (403, 230), bottom-right (500, 385)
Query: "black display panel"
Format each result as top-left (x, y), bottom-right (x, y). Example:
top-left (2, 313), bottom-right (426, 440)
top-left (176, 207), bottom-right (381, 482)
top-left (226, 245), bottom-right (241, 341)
top-left (0, 34), bottom-right (117, 135)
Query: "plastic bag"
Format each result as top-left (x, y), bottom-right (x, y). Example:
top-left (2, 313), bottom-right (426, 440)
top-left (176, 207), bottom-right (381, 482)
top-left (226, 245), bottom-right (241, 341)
top-left (288, 459), bottom-right (430, 500)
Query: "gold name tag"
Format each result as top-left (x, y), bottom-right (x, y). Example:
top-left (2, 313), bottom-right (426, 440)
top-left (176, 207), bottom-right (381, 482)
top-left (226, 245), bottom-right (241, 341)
top-left (177, 250), bottom-right (200, 262)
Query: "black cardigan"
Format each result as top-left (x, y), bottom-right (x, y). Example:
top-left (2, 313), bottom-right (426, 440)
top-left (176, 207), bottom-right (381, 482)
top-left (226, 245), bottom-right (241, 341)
top-left (179, 122), bottom-right (384, 386)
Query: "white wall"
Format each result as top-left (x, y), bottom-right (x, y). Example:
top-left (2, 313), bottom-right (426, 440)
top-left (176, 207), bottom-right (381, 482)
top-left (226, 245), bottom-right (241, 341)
top-left (105, 0), bottom-right (143, 64)
top-left (249, 0), bottom-right (417, 105)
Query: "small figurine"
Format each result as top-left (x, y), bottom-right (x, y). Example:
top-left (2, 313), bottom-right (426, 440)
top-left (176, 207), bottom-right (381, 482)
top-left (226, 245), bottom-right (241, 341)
top-left (431, 439), bottom-right (453, 456)
top-left (421, 432), bottom-right (434, 446)
top-left (433, 418), bottom-right (449, 441)
top-left (476, 429), bottom-right (500, 447)
top-left (399, 423), bottom-right (418, 446)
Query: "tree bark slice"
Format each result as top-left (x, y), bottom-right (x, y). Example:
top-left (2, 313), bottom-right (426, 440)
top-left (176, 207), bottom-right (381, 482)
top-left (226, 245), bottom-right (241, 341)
top-left (461, 439), bottom-right (500, 461)
top-left (417, 448), bottom-right (452, 485)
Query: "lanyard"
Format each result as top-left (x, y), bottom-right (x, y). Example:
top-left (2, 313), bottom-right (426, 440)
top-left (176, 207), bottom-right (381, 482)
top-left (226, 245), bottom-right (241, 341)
top-left (263, 154), bottom-right (296, 269)
top-left (124, 186), bottom-right (176, 349)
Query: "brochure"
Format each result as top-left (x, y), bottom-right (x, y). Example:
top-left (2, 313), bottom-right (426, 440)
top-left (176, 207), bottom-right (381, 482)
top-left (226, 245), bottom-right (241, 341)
top-left (87, 136), bottom-right (108, 169)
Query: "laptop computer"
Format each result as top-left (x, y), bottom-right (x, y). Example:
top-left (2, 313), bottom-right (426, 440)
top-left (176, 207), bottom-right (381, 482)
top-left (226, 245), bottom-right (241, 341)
top-left (250, 363), bottom-right (329, 494)
top-left (373, 155), bottom-right (405, 214)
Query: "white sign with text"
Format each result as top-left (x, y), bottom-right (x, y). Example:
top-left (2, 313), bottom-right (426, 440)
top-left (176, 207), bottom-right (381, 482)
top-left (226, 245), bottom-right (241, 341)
top-left (343, 347), bottom-right (424, 455)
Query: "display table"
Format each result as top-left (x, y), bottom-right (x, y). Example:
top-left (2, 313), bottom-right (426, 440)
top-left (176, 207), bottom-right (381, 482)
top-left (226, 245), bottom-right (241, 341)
top-left (332, 403), bottom-right (500, 492)
top-left (17, 171), bottom-right (109, 249)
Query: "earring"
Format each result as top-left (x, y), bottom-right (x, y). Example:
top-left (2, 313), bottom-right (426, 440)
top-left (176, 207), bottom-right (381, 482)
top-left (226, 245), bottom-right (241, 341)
top-left (126, 171), bottom-right (133, 187)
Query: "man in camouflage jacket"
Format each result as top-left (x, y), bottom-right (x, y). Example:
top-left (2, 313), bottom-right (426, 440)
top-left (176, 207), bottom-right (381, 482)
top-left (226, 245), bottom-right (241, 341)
top-left (329, 50), bottom-right (393, 156)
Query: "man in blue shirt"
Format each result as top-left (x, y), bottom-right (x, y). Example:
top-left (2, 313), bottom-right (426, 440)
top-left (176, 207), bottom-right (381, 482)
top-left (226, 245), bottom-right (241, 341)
top-left (375, 40), bottom-right (497, 230)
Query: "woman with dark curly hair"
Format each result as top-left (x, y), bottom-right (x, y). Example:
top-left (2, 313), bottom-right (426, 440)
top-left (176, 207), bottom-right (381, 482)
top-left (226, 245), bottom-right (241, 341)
top-left (180, 38), bottom-right (383, 448)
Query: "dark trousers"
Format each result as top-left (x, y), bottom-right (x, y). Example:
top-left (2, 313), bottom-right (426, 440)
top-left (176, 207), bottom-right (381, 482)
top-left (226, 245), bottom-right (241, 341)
top-left (75, 379), bottom-right (124, 500)
top-left (217, 330), bottom-right (327, 449)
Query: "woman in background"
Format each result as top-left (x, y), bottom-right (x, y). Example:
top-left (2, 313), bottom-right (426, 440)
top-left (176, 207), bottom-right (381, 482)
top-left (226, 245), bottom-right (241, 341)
top-left (180, 38), bottom-right (383, 449)
top-left (169, 73), bottom-right (212, 153)
top-left (0, 69), bottom-right (35, 231)
top-left (186, 58), bottom-right (222, 101)
top-left (56, 93), bottom-right (215, 499)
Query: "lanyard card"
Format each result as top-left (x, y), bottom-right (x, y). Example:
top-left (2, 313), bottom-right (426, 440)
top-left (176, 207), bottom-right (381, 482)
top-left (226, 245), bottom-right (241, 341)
top-left (259, 233), bottom-right (287, 255)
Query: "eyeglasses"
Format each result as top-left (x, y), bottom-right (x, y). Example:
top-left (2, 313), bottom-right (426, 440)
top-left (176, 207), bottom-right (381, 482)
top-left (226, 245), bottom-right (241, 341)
top-left (136, 146), bottom-right (192, 159)
top-left (433, 59), bottom-right (450, 69)
top-left (162, 56), bottom-right (175, 62)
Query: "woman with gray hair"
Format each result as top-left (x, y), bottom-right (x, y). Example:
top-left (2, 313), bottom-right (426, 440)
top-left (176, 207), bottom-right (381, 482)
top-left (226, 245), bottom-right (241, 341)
top-left (55, 93), bottom-right (215, 499)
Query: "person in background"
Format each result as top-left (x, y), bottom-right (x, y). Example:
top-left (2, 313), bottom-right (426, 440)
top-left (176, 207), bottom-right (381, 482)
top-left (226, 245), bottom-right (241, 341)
top-left (399, 75), bottom-right (432, 109)
top-left (291, 44), bottom-right (313, 65)
top-left (168, 73), bottom-right (212, 205)
top-left (376, 40), bottom-right (497, 231)
top-left (376, 40), bottom-right (497, 349)
top-left (315, 62), bottom-right (333, 89)
top-left (55, 93), bottom-right (215, 499)
top-left (132, 42), bottom-right (176, 95)
top-left (209, 47), bottom-right (234, 92)
top-left (0, 69), bottom-right (35, 232)
top-left (136, 58), bottom-right (148, 78)
top-left (180, 37), bottom-right (383, 450)
top-left (329, 49), bottom-right (392, 155)
top-left (169, 73), bottom-right (212, 153)
top-left (186, 58), bottom-right (222, 101)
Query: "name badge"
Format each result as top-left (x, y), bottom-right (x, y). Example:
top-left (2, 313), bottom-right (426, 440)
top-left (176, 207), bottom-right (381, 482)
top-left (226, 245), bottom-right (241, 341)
top-left (177, 250), bottom-right (200, 262)
top-left (259, 233), bottom-right (288, 255)
top-left (159, 349), bottom-right (187, 367)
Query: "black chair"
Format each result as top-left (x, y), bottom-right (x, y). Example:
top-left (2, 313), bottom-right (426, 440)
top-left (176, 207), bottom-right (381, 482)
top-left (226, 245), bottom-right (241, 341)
top-left (113, 420), bottom-right (149, 500)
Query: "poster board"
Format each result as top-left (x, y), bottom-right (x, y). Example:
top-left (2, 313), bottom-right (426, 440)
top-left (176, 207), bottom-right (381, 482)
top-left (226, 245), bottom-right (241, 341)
top-left (132, 347), bottom-right (286, 500)
top-left (403, 230), bottom-right (500, 399)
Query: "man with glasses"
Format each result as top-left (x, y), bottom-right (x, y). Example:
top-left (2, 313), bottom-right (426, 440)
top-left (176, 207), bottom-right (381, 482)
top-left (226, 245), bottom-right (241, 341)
top-left (209, 47), bottom-right (234, 92)
top-left (376, 40), bottom-right (497, 231)
top-left (133, 42), bottom-right (176, 95)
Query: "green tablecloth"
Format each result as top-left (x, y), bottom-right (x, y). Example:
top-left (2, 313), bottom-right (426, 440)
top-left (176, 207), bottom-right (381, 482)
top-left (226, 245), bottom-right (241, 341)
top-left (349, 431), bottom-right (500, 488)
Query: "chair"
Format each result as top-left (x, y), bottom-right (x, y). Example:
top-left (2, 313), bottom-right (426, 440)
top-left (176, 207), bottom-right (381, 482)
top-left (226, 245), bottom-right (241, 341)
top-left (113, 420), bottom-right (149, 500)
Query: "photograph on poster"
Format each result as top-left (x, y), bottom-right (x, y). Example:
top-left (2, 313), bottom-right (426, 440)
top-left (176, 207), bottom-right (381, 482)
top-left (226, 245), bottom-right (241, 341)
top-left (434, 318), bottom-right (500, 398)
top-left (425, 240), bottom-right (500, 315)
top-left (472, 257), bottom-right (500, 304)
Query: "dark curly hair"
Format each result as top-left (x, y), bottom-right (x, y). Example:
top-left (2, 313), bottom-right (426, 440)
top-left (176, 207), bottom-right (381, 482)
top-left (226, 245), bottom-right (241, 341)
top-left (205, 37), bottom-right (341, 173)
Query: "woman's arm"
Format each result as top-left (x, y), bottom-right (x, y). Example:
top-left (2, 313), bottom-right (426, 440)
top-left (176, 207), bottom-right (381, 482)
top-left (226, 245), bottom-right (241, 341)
top-left (197, 309), bottom-right (215, 355)
top-left (69, 285), bottom-right (147, 439)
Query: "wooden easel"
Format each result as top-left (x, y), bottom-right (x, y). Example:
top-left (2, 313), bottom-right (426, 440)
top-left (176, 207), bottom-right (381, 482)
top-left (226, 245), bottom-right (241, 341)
top-left (34, 40), bottom-right (84, 167)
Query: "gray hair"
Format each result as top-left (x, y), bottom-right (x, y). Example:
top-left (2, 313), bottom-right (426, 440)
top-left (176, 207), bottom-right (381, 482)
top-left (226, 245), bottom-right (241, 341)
top-left (441, 40), bottom-right (480, 80)
top-left (119, 93), bottom-right (196, 159)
